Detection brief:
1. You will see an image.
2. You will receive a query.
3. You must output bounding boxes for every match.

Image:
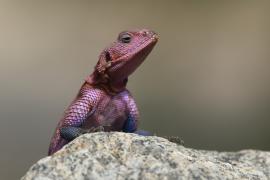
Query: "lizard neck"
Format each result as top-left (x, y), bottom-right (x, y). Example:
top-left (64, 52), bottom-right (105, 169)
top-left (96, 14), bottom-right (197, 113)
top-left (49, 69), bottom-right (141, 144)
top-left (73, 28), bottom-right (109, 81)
top-left (85, 72), bottom-right (128, 95)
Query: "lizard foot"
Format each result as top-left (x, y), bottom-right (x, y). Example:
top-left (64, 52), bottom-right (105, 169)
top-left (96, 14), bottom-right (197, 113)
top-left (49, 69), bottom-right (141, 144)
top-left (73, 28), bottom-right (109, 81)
top-left (133, 129), bottom-right (153, 136)
top-left (60, 127), bottom-right (86, 141)
top-left (60, 126), bottom-right (110, 141)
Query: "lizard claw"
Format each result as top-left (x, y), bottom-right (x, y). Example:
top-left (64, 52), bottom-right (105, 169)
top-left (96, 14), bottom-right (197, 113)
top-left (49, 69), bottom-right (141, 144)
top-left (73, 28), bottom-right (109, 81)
top-left (86, 126), bottom-right (106, 133)
top-left (132, 130), bottom-right (184, 145)
top-left (133, 129), bottom-right (153, 136)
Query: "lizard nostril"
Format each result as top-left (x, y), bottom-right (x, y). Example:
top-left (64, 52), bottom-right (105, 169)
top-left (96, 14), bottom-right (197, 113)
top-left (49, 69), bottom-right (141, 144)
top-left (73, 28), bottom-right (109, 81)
top-left (105, 51), bottom-right (111, 62)
top-left (141, 31), bottom-right (148, 37)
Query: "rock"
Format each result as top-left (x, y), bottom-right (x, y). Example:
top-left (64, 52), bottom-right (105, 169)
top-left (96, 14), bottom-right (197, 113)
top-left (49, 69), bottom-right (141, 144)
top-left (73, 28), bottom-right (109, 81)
top-left (22, 132), bottom-right (270, 180)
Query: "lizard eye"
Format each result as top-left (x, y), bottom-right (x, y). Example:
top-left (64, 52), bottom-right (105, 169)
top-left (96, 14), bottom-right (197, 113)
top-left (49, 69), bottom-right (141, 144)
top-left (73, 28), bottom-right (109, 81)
top-left (119, 33), bottom-right (132, 43)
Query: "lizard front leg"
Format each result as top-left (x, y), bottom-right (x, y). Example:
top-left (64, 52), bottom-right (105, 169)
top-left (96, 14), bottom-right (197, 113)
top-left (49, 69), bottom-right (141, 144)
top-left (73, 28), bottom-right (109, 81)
top-left (48, 86), bottom-right (104, 155)
top-left (121, 90), bottom-right (153, 136)
top-left (120, 91), bottom-right (139, 133)
top-left (120, 92), bottom-right (183, 143)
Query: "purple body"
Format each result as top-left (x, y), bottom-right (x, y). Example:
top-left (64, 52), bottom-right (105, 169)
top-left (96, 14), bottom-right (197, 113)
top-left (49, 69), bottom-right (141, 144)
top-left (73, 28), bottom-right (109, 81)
top-left (48, 29), bottom-right (158, 155)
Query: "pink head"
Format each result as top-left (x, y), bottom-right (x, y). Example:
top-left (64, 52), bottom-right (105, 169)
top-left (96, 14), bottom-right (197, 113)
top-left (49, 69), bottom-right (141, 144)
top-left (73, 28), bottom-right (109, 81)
top-left (93, 29), bottom-right (158, 87)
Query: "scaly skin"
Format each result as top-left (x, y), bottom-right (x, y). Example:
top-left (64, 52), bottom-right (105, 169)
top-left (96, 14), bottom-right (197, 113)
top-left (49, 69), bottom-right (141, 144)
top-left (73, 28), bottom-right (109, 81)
top-left (48, 29), bottom-right (158, 155)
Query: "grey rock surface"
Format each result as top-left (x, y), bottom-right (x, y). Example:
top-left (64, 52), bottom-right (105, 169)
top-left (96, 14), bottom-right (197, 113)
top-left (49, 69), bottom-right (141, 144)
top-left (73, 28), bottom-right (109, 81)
top-left (22, 132), bottom-right (270, 180)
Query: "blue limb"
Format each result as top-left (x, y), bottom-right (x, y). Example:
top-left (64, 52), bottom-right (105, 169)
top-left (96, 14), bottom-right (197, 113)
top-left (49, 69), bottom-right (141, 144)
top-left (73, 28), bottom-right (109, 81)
top-left (60, 126), bottom-right (105, 141)
top-left (122, 114), bottom-right (137, 133)
top-left (60, 127), bottom-right (84, 141)
top-left (123, 115), bottom-right (152, 136)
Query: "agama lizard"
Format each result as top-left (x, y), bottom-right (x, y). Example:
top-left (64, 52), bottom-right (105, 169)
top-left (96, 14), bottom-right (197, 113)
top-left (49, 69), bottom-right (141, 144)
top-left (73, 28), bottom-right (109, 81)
top-left (48, 29), bottom-right (158, 155)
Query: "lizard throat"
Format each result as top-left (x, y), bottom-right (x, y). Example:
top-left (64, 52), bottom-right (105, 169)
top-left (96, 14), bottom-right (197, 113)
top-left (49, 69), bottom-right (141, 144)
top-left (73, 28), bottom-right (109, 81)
top-left (85, 73), bottom-right (127, 95)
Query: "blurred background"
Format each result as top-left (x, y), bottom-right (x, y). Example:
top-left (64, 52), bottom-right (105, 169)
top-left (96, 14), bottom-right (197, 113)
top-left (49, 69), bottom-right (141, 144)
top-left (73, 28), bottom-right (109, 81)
top-left (0, 0), bottom-right (269, 179)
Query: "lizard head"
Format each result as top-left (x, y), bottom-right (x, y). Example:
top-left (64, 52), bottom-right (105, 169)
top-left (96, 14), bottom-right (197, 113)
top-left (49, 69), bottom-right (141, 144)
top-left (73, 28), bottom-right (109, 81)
top-left (93, 29), bottom-right (158, 88)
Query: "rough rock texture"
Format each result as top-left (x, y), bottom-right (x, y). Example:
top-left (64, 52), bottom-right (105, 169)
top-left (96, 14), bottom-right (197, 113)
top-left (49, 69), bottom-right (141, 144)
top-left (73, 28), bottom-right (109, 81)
top-left (22, 132), bottom-right (270, 180)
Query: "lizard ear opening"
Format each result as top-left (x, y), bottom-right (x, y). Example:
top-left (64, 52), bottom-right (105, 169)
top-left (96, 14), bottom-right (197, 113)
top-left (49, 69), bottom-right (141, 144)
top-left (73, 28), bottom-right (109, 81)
top-left (96, 50), bottom-right (112, 74)
top-left (105, 51), bottom-right (112, 62)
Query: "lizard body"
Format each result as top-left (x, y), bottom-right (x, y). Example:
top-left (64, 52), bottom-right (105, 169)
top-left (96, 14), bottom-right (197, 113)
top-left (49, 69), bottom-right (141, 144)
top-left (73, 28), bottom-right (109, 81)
top-left (48, 29), bottom-right (158, 155)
